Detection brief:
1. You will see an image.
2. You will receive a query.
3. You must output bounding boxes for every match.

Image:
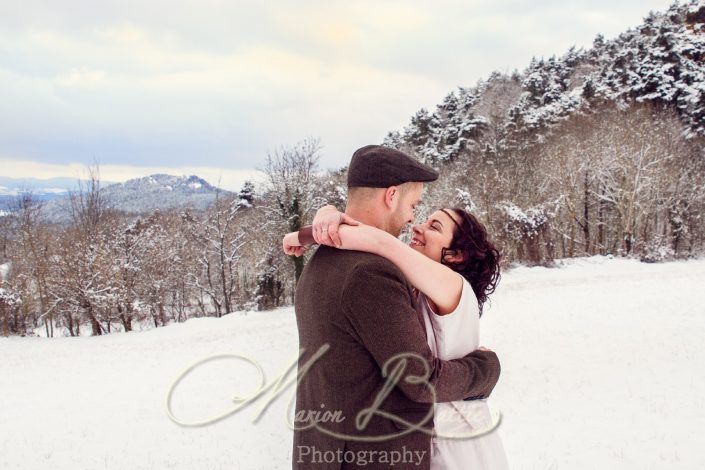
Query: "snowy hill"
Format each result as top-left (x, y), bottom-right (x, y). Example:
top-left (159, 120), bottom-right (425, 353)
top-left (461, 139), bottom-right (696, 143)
top-left (37, 174), bottom-right (233, 221)
top-left (385, 0), bottom-right (705, 162)
top-left (2, 256), bottom-right (704, 469)
top-left (101, 174), bottom-right (232, 214)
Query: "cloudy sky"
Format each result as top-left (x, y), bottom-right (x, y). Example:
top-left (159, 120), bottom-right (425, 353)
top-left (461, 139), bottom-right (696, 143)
top-left (0, 0), bottom-right (675, 190)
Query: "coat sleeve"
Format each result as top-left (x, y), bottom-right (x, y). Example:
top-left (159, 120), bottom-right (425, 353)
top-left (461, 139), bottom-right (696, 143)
top-left (297, 225), bottom-right (316, 246)
top-left (341, 258), bottom-right (501, 404)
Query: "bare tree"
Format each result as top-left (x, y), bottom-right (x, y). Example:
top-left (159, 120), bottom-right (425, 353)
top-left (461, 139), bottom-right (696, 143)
top-left (263, 137), bottom-right (323, 284)
top-left (183, 190), bottom-right (246, 317)
top-left (11, 192), bottom-right (54, 336)
top-left (50, 164), bottom-right (115, 335)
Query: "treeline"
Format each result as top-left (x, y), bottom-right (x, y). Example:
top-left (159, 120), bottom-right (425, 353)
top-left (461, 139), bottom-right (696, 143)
top-left (383, 0), bottom-right (705, 266)
top-left (2, 1), bottom-right (704, 336)
top-left (0, 139), bottom-right (345, 337)
top-left (0, 101), bottom-right (703, 338)
top-left (412, 102), bottom-right (705, 266)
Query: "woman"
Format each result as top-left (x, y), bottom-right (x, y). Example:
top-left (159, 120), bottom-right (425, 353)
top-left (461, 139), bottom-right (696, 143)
top-left (283, 204), bottom-right (510, 469)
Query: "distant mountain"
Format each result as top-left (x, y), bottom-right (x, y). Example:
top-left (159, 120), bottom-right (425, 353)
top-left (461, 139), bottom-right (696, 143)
top-left (27, 174), bottom-right (234, 222)
top-left (384, 0), bottom-right (705, 162)
top-left (0, 176), bottom-right (117, 208)
top-left (101, 174), bottom-right (231, 213)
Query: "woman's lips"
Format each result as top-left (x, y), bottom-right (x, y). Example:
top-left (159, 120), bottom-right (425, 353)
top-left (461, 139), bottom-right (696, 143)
top-left (410, 238), bottom-right (425, 247)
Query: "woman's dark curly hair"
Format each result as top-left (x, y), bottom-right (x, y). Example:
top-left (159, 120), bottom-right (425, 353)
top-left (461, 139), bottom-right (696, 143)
top-left (438, 208), bottom-right (501, 316)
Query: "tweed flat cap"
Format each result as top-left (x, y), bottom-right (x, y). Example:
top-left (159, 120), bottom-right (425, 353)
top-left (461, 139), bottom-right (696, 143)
top-left (346, 145), bottom-right (439, 188)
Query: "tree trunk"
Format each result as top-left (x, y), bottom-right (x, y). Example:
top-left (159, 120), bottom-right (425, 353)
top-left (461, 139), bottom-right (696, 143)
top-left (121, 314), bottom-right (132, 332)
top-left (583, 171), bottom-right (590, 254)
top-left (90, 316), bottom-right (102, 336)
top-left (219, 249), bottom-right (231, 315)
top-left (159, 302), bottom-right (166, 326)
top-left (1, 304), bottom-right (8, 337)
top-left (525, 234), bottom-right (541, 265)
top-left (543, 228), bottom-right (556, 263)
top-left (118, 304), bottom-right (133, 332)
top-left (66, 311), bottom-right (76, 337)
top-left (623, 231), bottom-right (633, 255)
top-left (597, 186), bottom-right (605, 254)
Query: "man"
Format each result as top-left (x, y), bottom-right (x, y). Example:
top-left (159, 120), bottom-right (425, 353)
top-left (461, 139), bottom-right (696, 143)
top-left (292, 145), bottom-right (501, 469)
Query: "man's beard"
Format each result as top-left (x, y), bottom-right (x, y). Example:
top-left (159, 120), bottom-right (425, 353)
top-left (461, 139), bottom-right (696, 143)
top-left (388, 210), bottom-right (407, 238)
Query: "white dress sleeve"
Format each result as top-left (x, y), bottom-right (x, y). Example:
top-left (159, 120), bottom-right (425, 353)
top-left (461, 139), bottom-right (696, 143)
top-left (424, 276), bottom-right (480, 361)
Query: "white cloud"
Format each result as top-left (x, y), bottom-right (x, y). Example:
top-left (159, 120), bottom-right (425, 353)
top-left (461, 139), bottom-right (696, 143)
top-left (0, 0), bottom-right (677, 176)
top-left (55, 68), bottom-right (107, 87)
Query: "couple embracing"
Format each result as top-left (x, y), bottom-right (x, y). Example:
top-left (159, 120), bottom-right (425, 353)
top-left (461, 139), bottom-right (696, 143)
top-left (283, 145), bottom-right (510, 469)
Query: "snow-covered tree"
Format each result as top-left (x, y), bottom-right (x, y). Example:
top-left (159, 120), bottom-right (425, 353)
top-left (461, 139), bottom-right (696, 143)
top-left (0, 286), bottom-right (22, 336)
top-left (182, 191), bottom-right (246, 317)
top-left (262, 138), bottom-right (324, 285)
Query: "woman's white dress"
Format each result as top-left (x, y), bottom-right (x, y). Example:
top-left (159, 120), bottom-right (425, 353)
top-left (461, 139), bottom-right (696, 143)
top-left (417, 277), bottom-right (510, 470)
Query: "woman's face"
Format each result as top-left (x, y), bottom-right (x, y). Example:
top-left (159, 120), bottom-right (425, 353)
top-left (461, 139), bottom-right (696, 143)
top-left (409, 209), bottom-right (460, 262)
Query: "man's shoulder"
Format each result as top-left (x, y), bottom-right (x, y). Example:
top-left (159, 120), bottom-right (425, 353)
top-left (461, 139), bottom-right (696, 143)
top-left (339, 247), bottom-right (403, 273)
top-left (312, 245), bottom-right (396, 267)
top-left (306, 246), bottom-right (406, 283)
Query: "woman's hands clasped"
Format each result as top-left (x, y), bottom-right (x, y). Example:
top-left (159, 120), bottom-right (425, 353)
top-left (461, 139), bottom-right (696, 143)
top-left (281, 205), bottom-right (361, 257)
top-left (282, 232), bottom-right (307, 257)
top-left (311, 205), bottom-right (360, 248)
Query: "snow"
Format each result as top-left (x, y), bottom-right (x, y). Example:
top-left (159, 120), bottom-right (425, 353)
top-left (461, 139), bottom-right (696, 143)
top-left (1, 256), bottom-right (704, 469)
top-left (0, 287), bottom-right (21, 305)
top-left (0, 262), bottom-right (10, 282)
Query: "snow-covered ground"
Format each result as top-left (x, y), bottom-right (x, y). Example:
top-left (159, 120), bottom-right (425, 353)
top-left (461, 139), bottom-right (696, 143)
top-left (1, 256), bottom-right (704, 469)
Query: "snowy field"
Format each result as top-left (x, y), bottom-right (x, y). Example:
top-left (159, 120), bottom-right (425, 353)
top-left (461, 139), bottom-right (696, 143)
top-left (1, 256), bottom-right (704, 470)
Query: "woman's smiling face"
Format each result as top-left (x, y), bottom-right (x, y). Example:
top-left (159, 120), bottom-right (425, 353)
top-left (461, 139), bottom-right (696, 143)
top-left (409, 209), bottom-right (461, 262)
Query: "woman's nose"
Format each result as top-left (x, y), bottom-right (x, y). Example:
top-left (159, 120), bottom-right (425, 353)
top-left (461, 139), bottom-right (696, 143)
top-left (412, 224), bottom-right (422, 234)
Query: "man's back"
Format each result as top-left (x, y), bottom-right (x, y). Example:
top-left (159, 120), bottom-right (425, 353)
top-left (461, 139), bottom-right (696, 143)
top-left (293, 245), bottom-right (501, 469)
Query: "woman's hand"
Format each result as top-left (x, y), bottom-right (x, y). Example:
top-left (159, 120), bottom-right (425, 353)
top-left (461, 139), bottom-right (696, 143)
top-left (312, 205), bottom-right (360, 248)
top-left (283, 232), bottom-right (307, 257)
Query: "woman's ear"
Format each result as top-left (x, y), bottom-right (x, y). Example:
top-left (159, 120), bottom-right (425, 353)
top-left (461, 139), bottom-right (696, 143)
top-left (442, 248), bottom-right (465, 264)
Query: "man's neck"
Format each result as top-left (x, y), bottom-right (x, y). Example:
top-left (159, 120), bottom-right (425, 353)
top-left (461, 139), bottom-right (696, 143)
top-left (345, 205), bottom-right (386, 232)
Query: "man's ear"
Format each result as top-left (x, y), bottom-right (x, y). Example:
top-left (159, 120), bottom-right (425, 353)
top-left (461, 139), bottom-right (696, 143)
top-left (383, 186), bottom-right (398, 209)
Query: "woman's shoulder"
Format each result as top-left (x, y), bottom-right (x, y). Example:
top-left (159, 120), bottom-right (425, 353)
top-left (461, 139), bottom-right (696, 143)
top-left (427, 275), bottom-right (479, 320)
top-left (457, 276), bottom-right (480, 315)
top-left (423, 275), bottom-right (481, 357)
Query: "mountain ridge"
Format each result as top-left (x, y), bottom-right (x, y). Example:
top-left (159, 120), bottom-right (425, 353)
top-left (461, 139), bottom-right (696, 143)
top-left (1, 173), bottom-right (235, 221)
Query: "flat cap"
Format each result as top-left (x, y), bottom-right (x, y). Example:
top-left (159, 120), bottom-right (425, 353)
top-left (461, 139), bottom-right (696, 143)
top-left (347, 145), bottom-right (439, 188)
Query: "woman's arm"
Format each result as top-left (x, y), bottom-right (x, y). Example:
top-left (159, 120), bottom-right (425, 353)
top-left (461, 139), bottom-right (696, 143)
top-left (336, 224), bottom-right (464, 315)
top-left (282, 230), bottom-right (308, 257)
top-left (282, 205), bottom-right (465, 315)
top-left (282, 204), bottom-right (359, 253)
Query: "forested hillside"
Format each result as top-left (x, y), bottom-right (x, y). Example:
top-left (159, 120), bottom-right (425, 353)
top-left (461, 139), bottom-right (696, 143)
top-left (384, 0), bottom-right (705, 264)
top-left (1, 1), bottom-right (703, 337)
